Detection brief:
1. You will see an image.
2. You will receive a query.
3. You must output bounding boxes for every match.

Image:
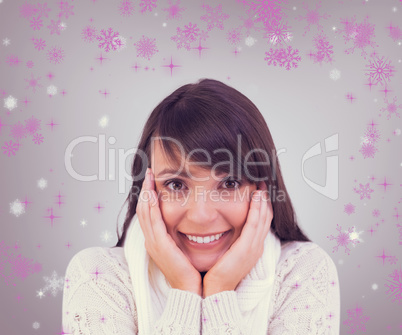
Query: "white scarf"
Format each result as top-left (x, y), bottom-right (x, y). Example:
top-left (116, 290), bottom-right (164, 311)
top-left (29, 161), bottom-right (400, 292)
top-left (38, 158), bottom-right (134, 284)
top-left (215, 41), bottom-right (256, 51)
top-left (123, 214), bottom-right (282, 335)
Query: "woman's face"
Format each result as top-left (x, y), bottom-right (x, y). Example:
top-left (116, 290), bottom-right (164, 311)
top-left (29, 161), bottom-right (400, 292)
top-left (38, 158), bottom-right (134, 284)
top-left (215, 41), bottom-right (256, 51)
top-left (151, 141), bottom-right (258, 273)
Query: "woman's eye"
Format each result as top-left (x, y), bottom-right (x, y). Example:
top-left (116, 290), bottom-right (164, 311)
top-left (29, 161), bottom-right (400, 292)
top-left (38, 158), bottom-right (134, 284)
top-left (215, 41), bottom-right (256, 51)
top-left (165, 180), bottom-right (185, 191)
top-left (222, 179), bottom-right (241, 189)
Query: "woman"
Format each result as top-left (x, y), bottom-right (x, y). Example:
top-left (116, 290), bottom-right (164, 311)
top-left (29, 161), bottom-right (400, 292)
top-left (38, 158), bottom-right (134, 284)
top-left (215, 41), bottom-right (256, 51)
top-left (62, 79), bottom-right (340, 334)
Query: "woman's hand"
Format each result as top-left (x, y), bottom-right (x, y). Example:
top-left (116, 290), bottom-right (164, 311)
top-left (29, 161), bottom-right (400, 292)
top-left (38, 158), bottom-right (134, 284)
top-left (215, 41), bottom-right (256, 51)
top-left (202, 182), bottom-right (273, 298)
top-left (136, 168), bottom-right (202, 296)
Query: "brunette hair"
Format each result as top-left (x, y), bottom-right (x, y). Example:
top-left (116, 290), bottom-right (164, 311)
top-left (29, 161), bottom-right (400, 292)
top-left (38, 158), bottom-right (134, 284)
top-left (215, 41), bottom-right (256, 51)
top-left (114, 78), bottom-right (310, 247)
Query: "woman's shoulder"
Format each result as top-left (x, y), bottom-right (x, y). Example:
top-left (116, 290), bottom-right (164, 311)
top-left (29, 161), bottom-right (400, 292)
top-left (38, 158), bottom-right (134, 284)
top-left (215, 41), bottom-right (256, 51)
top-left (276, 240), bottom-right (338, 281)
top-left (64, 246), bottom-right (130, 284)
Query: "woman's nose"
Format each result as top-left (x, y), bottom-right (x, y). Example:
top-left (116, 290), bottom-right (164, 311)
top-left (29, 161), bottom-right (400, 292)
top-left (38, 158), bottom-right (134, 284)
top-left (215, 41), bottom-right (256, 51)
top-left (185, 187), bottom-right (218, 224)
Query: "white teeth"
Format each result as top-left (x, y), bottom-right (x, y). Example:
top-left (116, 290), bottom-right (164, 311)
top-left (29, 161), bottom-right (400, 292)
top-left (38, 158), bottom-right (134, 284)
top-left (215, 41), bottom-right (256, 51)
top-left (185, 232), bottom-right (224, 244)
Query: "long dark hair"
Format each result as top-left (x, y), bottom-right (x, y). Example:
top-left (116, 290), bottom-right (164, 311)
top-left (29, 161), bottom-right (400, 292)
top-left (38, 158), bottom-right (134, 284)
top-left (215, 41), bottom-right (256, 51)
top-left (114, 78), bottom-right (310, 247)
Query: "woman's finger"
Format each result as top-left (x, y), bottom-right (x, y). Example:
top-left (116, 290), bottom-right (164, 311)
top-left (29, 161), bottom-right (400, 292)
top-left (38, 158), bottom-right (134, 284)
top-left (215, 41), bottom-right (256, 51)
top-left (138, 168), bottom-right (155, 243)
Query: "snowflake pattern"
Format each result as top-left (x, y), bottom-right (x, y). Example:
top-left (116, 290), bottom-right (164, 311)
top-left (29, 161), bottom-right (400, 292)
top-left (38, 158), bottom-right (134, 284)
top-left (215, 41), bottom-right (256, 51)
top-left (380, 96), bottom-right (401, 120)
top-left (387, 23), bottom-right (402, 42)
top-left (41, 270), bottom-right (65, 297)
top-left (339, 16), bottom-right (378, 59)
top-left (385, 268), bottom-right (402, 304)
top-left (264, 46), bottom-right (301, 70)
top-left (359, 142), bottom-right (378, 159)
top-left (96, 28), bottom-right (121, 52)
top-left (311, 32), bottom-right (334, 64)
top-left (19, 2), bottom-right (38, 19)
top-left (30, 16), bottom-right (43, 31)
top-left (4, 95), bottom-right (18, 111)
top-left (134, 35), bottom-right (158, 60)
top-left (295, 1), bottom-right (330, 36)
top-left (364, 54), bottom-right (395, 86)
top-left (36, 3), bottom-right (51, 18)
top-left (47, 19), bottom-right (62, 35)
top-left (226, 27), bottom-right (242, 45)
top-left (32, 38), bottom-right (46, 51)
top-left (81, 25), bottom-right (97, 43)
top-left (0, 241), bottom-right (42, 286)
top-left (25, 116), bottom-right (41, 135)
top-left (200, 4), bottom-right (229, 31)
top-left (119, 0), bottom-right (135, 17)
top-left (24, 74), bottom-right (42, 93)
top-left (344, 203), bottom-right (355, 215)
top-left (363, 125), bottom-right (381, 144)
top-left (353, 183), bottom-right (374, 200)
top-left (327, 224), bottom-right (360, 255)
top-left (163, 0), bottom-right (185, 20)
top-left (343, 304), bottom-right (370, 333)
top-left (2, 140), bottom-right (19, 157)
top-left (10, 121), bottom-right (27, 141)
top-left (238, 0), bottom-right (288, 28)
top-left (47, 46), bottom-right (65, 64)
top-left (9, 199), bottom-right (25, 217)
top-left (171, 22), bottom-right (200, 50)
top-left (263, 20), bottom-right (292, 47)
top-left (139, 0), bottom-right (157, 13)
top-left (6, 55), bottom-right (21, 67)
top-left (33, 133), bottom-right (44, 145)
top-left (58, 0), bottom-right (74, 19)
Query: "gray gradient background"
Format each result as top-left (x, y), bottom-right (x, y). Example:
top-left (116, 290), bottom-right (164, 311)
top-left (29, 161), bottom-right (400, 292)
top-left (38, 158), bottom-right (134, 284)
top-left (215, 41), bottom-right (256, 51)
top-left (0, 0), bottom-right (401, 334)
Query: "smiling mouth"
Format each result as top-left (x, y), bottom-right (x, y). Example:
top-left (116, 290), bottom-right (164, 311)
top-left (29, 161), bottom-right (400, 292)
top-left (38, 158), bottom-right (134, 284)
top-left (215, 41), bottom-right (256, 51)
top-left (179, 230), bottom-right (230, 244)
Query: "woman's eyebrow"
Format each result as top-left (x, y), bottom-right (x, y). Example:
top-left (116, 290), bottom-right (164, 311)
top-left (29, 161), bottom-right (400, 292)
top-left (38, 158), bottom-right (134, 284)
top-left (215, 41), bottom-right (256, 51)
top-left (156, 168), bottom-right (229, 179)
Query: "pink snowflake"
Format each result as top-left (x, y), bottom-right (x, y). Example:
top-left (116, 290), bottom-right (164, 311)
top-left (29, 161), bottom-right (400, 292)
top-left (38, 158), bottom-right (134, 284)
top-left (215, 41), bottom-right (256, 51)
top-left (2, 140), bottom-right (19, 157)
top-left (81, 25), bottom-right (97, 43)
top-left (344, 203), bottom-right (355, 215)
top-left (10, 121), bottom-right (28, 141)
top-left (134, 36), bottom-right (159, 60)
top-left (372, 209), bottom-right (380, 217)
top-left (238, 14), bottom-right (260, 36)
top-left (380, 96), bottom-right (401, 120)
top-left (25, 74), bottom-right (42, 93)
top-left (200, 4), bottom-right (230, 31)
top-left (32, 38), bottom-right (46, 51)
top-left (387, 256), bottom-right (398, 265)
top-left (226, 27), bottom-right (242, 45)
top-left (327, 224), bottom-right (360, 255)
top-left (96, 28), bottom-right (121, 52)
top-left (47, 46), bottom-right (65, 64)
top-left (139, 0), bottom-right (157, 13)
top-left (263, 20), bottom-right (292, 47)
top-left (36, 3), bottom-right (51, 18)
top-left (343, 304), bottom-right (370, 333)
top-left (30, 16), bottom-right (43, 31)
top-left (385, 268), bottom-right (402, 304)
top-left (6, 55), bottom-right (21, 66)
top-left (365, 55), bottom-right (395, 86)
top-left (295, 1), bottom-right (330, 36)
top-left (353, 183), bottom-right (374, 200)
top-left (19, 2), bottom-right (38, 19)
top-left (171, 22), bottom-right (200, 50)
top-left (237, 0), bottom-right (288, 28)
top-left (33, 133), bottom-right (44, 145)
top-left (387, 24), bottom-right (402, 42)
top-left (58, 0), bottom-right (74, 19)
top-left (26, 60), bottom-right (34, 68)
top-left (339, 16), bottom-right (378, 59)
top-left (119, 0), bottom-right (135, 17)
top-left (359, 142), bottom-right (378, 159)
top-left (265, 46), bottom-right (301, 70)
top-left (311, 32), bottom-right (333, 64)
top-left (48, 19), bottom-right (62, 35)
top-left (363, 125), bottom-right (381, 144)
top-left (163, 0), bottom-right (185, 20)
top-left (25, 116), bottom-right (41, 135)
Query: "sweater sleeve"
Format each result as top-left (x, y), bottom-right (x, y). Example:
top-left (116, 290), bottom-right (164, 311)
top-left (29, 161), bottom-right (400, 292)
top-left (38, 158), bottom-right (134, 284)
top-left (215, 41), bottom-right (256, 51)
top-left (200, 243), bottom-right (340, 335)
top-left (62, 247), bottom-right (202, 335)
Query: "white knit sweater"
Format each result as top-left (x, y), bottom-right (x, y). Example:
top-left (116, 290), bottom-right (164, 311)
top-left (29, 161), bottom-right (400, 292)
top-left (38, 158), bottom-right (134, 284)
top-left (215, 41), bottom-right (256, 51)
top-left (62, 240), bottom-right (340, 334)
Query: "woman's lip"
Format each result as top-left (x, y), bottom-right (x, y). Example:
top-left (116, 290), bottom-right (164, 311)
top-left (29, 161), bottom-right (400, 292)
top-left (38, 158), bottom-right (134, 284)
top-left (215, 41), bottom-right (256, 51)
top-left (179, 230), bottom-right (229, 237)
top-left (179, 230), bottom-right (230, 249)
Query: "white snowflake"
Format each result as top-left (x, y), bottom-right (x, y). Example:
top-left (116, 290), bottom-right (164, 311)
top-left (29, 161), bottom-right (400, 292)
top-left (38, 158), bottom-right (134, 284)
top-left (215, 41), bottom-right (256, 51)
top-left (80, 219), bottom-right (88, 227)
top-left (330, 68), bottom-right (341, 81)
top-left (41, 270), bottom-right (65, 297)
top-left (36, 289), bottom-right (46, 299)
top-left (47, 85), bottom-right (58, 96)
top-left (37, 178), bottom-right (48, 190)
top-left (4, 95), bottom-right (18, 111)
top-left (32, 322), bottom-right (40, 329)
top-left (100, 230), bottom-right (112, 242)
top-left (3, 37), bottom-right (10, 46)
top-left (9, 199), bottom-right (25, 217)
top-left (117, 35), bottom-right (127, 52)
top-left (245, 36), bottom-right (256, 46)
top-left (99, 115), bottom-right (109, 128)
